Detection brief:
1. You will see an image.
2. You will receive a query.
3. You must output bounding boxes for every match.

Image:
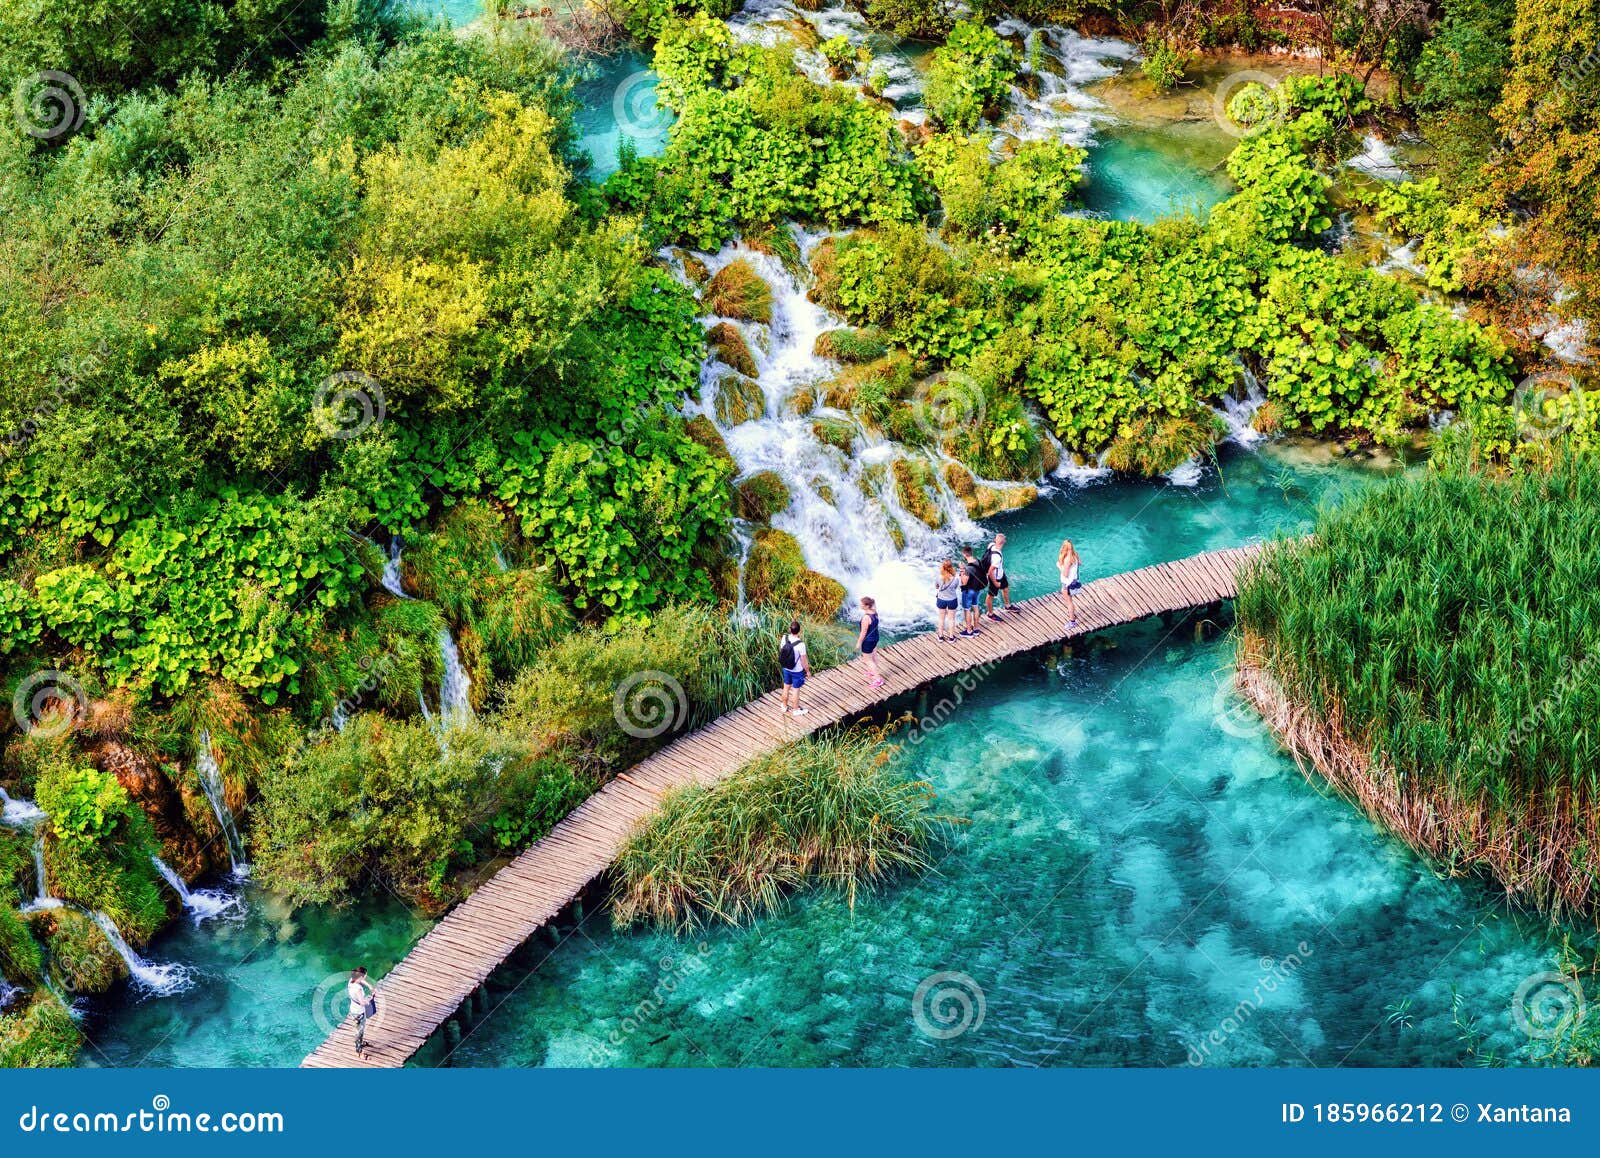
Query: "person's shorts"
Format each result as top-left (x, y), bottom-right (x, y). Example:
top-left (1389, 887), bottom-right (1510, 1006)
top-left (782, 668), bottom-right (806, 688)
top-left (1067, 580), bottom-right (1082, 593)
top-left (989, 576), bottom-right (1009, 594)
top-left (936, 598), bottom-right (958, 611)
top-left (960, 588), bottom-right (980, 609)
top-left (861, 638), bottom-right (878, 655)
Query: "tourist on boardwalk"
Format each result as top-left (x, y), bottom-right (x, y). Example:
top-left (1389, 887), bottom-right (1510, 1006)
top-left (934, 561), bottom-right (961, 642)
top-left (779, 620), bottom-right (811, 716)
top-left (857, 597), bottom-right (885, 687)
top-left (348, 967), bottom-right (377, 1059)
top-left (959, 545), bottom-right (985, 637)
top-left (1058, 539), bottom-right (1082, 630)
top-left (984, 533), bottom-right (1016, 620)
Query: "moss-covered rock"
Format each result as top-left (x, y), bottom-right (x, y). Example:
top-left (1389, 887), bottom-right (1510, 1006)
top-left (706, 321), bottom-right (759, 378)
top-left (744, 528), bottom-right (846, 620)
top-left (892, 458), bottom-right (945, 530)
top-left (704, 259), bottom-right (773, 323)
top-left (783, 16), bottom-right (821, 49)
top-left (41, 909), bottom-right (127, 995)
top-left (745, 223), bottom-right (804, 276)
top-left (787, 385), bottom-right (818, 416)
top-left (814, 327), bottom-right (889, 363)
top-left (0, 996), bottom-right (82, 1068)
top-left (943, 463), bottom-right (1038, 519)
top-left (810, 475), bottom-right (835, 505)
top-left (811, 417), bottom-right (856, 453)
top-left (1102, 412), bottom-right (1225, 477)
top-left (737, 471), bottom-right (792, 522)
top-left (685, 414), bottom-right (735, 467)
top-left (673, 248), bottom-right (710, 285)
top-left (0, 904), bottom-right (41, 984)
top-left (713, 372), bottom-right (766, 427)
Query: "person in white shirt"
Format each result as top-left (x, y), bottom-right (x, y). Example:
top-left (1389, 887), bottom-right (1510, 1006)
top-left (779, 620), bottom-right (811, 717)
top-left (984, 533), bottom-right (1016, 620)
top-left (1058, 539), bottom-right (1082, 630)
top-left (348, 967), bottom-right (376, 1059)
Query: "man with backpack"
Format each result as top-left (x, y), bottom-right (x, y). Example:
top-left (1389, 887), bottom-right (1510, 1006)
top-left (779, 620), bottom-right (810, 717)
top-left (982, 533), bottom-right (1016, 620)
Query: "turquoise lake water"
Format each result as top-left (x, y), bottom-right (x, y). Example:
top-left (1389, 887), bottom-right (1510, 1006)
top-left (78, 446), bottom-right (1574, 1067)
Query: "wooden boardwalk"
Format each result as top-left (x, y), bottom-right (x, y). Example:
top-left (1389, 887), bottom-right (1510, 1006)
top-left (302, 543), bottom-right (1263, 1068)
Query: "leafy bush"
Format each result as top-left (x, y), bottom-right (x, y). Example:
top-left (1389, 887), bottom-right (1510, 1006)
top-left (35, 765), bottom-right (167, 943)
top-left (1140, 39), bottom-right (1187, 92)
top-left (611, 726), bottom-right (953, 932)
top-left (919, 135), bottom-right (1085, 244)
top-left (924, 20), bottom-right (1016, 134)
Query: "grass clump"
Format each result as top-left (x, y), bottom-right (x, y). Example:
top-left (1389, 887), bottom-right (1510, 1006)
top-left (0, 998), bottom-right (82, 1068)
top-left (1236, 450), bottom-right (1600, 917)
top-left (611, 727), bottom-right (953, 932)
top-left (814, 327), bottom-right (889, 363)
top-left (1102, 412), bottom-right (1226, 477)
top-left (744, 529), bottom-right (848, 620)
top-left (703, 260), bottom-right (773, 322)
top-left (737, 471), bottom-right (792, 522)
top-left (707, 321), bottom-right (759, 377)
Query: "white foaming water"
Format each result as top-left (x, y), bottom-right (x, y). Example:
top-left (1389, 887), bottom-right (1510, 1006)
top-left (1213, 368), bottom-right (1268, 448)
top-left (1346, 134), bottom-right (1406, 181)
top-left (0, 787), bottom-right (44, 827)
top-left (150, 855), bottom-right (240, 923)
top-left (381, 537), bottom-right (407, 598)
top-left (1166, 458), bottom-right (1206, 487)
top-left (87, 910), bottom-right (194, 997)
top-left (1543, 316), bottom-right (1592, 364)
top-left (692, 236), bottom-right (992, 627)
top-left (1376, 239), bottom-right (1426, 279)
top-left (438, 629), bottom-right (475, 725)
top-left (0, 978), bottom-right (19, 1011)
top-left (23, 831), bottom-right (61, 913)
top-left (995, 21), bottom-right (1138, 151)
top-left (195, 732), bottom-right (248, 877)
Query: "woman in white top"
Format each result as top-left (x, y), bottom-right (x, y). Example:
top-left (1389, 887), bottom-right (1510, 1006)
top-left (348, 967), bottom-right (376, 1059)
top-left (1058, 539), bottom-right (1082, 630)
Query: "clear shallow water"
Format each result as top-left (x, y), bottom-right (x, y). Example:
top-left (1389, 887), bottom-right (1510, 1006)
top-left (79, 892), bottom-right (428, 1067)
top-left (1080, 126), bottom-right (1233, 225)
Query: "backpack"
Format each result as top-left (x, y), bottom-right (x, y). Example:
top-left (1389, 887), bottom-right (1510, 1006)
top-left (778, 635), bottom-right (797, 670)
top-left (976, 548), bottom-right (994, 581)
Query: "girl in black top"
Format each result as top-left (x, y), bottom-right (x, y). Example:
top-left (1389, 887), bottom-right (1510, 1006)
top-left (857, 596), bottom-right (884, 688)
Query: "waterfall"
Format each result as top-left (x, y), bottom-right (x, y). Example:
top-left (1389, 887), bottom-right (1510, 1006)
top-left (22, 832), bottom-right (61, 912)
top-left (1346, 133), bottom-right (1406, 181)
top-left (1213, 367), bottom-right (1268, 448)
top-left (437, 629), bottom-right (474, 726)
top-left (150, 855), bottom-right (239, 922)
top-left (0, 787), bottom-right (44, 827)
top-left (493, 546), bottom-right (509, 571)
top-left (0, 977), bottom-right (19, 1012)
top-left (196, 732), bottom-right (248, 877)
top-left (86, 910), bottom-right (193, 997)
top-left (381, 536), bottom-right (408, 598)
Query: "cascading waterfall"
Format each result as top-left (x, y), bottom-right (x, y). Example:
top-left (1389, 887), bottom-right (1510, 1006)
top-left (195, 732), bottom-right (248, 877)
top-left (380, 539), bottom-right (474, 725)
top-left (23, 832), bottom-right (61, 912)
top-left (150, 855), bottom-right (238, 922)
top-left (0, 786), bottom-right (44, 826)
top-left (691, 237), bottom-right (1004, 626)
top-left (86, 910), bottom-right (193, 996)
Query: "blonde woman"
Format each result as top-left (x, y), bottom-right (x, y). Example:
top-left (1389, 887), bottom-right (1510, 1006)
top-left (1058, 539), bottom-right (1082, 630)
top-left (934, 560), bottom-right (961, 642)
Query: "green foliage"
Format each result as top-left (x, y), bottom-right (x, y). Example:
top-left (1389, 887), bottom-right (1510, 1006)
top-left (253, 715), bottom-right (541, 908)
top-left (1413, 0), bottom-right (1514, 112)
top-left (1213, 127), bottom-right (1334, 244)
top-left (0, 997), bottom-right (82, 1068)
top-left (654, 13), bottom-right (736, 108)
top-left (861, 0), bottom-right (957, 37)
top-left (924, 20), bottom-right (1017, 134)
top-left (611, 726), bottom-right (951, 932)
top-left (608, 42), bottom-right (923, 250)
top-left (918, 135), bottom-right (1085, 245)
top-left (35, 764), bottom-right (167, 942)
top-left (0, 904), bottom-right (42, 985)
top-left (1356, 177), bottom-right (1492, 293)
top-left (489, 756), bottom-right (590, 851)
top-left (44, 908), bottom-right (126, 994)
top-left (1237, 451), bottom-right (1600, 914)
top-left (499, 604), bottom-right (852, 770)
top-left (1140, 39), bottom-right (1187, 92)
top-left (605, 0), bottom-right (738, 41)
